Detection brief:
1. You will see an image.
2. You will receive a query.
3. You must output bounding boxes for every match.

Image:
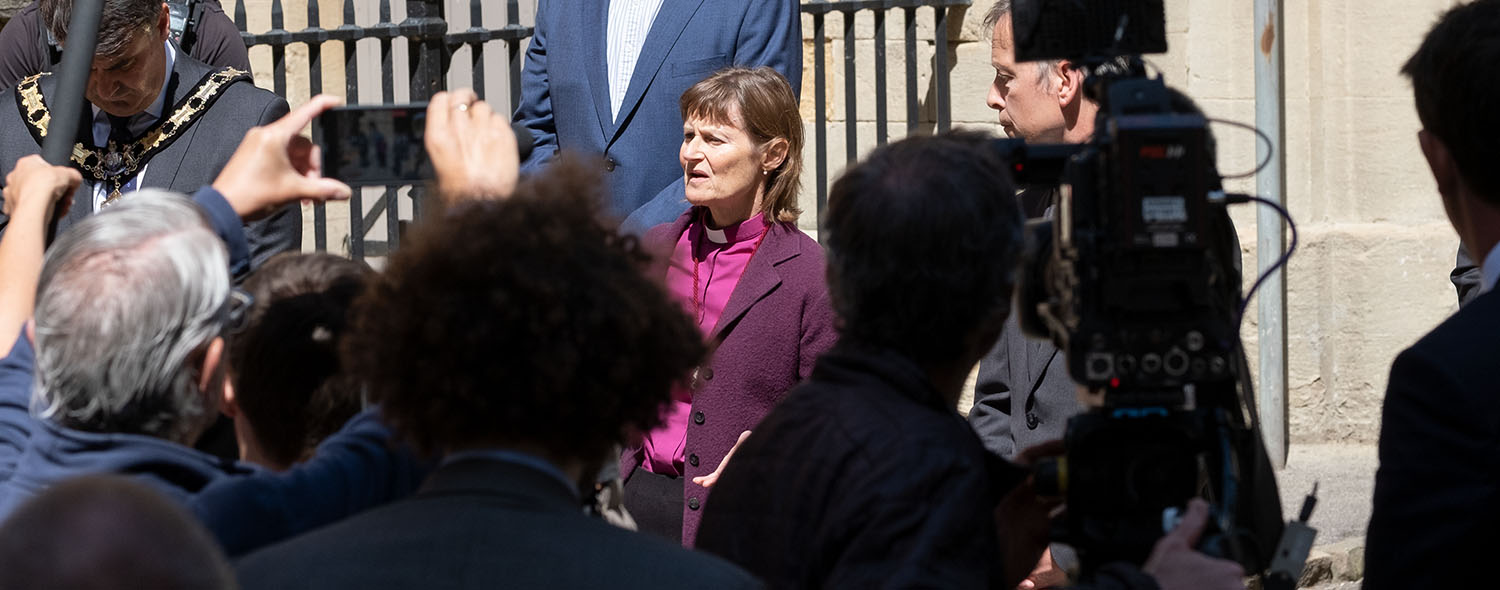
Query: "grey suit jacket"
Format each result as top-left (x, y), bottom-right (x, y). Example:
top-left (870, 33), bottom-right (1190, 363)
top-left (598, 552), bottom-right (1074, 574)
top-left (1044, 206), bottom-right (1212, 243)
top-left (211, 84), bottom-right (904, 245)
top-left (968, 314), bottom-right (1081, 460)
top-left (969, 187), bottom-right (1081, 460)
top-left (0, 47), bottom-right (297, 273)
top-left (235, 457), bottom-right (762, 590)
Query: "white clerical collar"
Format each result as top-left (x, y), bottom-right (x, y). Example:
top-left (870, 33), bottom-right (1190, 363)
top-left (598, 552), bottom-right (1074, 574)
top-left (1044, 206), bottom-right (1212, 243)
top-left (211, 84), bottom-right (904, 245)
top-left (1481, 240), bottom-right (1500, 294)
top-left (704, 226), bottom-right (728, 244)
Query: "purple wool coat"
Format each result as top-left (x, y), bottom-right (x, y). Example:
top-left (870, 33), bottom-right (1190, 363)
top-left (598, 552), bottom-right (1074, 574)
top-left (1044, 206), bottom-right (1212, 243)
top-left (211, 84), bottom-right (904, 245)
top-left (621, 208), bottom-right (838, 546)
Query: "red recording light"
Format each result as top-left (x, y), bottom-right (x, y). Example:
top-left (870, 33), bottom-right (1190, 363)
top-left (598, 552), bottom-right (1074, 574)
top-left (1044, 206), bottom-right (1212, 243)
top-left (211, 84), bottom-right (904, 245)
top-left (1110, 378), bottom-right (1121, 389)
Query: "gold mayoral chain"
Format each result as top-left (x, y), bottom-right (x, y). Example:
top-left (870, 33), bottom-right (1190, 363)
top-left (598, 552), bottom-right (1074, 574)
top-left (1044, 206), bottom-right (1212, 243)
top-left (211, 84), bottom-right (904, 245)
top-left (16, 67), bottom-right (250, 205)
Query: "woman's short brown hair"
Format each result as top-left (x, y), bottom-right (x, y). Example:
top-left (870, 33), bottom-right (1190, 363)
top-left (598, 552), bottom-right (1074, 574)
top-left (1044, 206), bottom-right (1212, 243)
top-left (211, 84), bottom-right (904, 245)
top-left (680, 66), bottom-right (804, 223)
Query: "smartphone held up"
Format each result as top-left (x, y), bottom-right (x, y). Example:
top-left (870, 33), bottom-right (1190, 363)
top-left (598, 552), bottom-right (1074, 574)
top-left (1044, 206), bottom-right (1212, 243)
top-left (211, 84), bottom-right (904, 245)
top-left (315, 104), bottom-right (431, 187)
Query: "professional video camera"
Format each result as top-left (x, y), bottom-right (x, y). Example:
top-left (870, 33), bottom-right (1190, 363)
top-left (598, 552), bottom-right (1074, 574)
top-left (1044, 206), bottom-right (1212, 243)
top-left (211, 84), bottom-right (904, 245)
top-left (992, 1), bottom-right (1314, 587)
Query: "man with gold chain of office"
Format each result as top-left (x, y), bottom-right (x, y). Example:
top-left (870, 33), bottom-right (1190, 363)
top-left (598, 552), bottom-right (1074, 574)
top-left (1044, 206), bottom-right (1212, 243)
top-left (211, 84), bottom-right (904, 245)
top-left (0, 0), bottom-right (297, 272)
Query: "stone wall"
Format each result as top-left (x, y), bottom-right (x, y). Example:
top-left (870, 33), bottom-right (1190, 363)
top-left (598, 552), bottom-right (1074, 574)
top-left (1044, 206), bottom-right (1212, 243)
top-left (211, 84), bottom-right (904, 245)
top-left (230, 0), bottom-right (1465, 442)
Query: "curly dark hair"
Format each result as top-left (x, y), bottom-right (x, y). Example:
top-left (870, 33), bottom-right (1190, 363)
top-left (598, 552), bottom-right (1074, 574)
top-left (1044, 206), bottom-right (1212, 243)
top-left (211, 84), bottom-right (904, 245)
top-left (228, 253), bottom-right (371, 468)
top-left (823, 131), bottom-right (1024, 365)
top-left (344, 156), bottom-right (707, 460)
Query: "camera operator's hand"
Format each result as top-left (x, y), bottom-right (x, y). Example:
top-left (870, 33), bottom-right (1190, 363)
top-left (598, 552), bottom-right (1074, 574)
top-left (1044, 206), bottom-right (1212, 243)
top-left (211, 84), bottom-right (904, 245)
top-left (2, 155), bottom-right (81, 221)
top-left (425, 89), bottom-right (519, 202)
top-left (1017, 547), bottom-right (1067, 589)
top-left (1143, 498), bottom-right (1246, 590)
top-left (213, 94), bottom-right (352, 220)
top-left (996, 441), bottom-right (1065, 590)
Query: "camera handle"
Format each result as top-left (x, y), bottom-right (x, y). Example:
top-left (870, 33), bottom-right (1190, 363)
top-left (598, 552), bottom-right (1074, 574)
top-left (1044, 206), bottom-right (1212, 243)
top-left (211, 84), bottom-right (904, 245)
top-left (1264, 485), bottom-right (1319, 590)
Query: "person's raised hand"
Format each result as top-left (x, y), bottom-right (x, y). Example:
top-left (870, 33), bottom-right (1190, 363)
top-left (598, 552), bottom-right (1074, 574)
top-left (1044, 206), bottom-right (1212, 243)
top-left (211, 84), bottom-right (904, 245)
top-left (2, 155), bottom-right (81, 221)
top-left (1143, 498), bottom-right (1246, 590)
top-left (425, 89), bottom-right (519, 203)
top-left (213, 94), bottom-right (352, 220)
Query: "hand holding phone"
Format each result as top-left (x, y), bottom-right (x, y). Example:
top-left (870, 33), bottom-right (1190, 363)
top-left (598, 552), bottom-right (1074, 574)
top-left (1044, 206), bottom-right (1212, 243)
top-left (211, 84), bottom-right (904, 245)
top-left (423, 89), bottom-right (520, 202)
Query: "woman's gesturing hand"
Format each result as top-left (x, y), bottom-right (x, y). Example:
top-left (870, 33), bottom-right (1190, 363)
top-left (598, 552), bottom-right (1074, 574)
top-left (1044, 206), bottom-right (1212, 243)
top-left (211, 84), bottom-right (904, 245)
top-left (692, 430), bottom-right (752, 489)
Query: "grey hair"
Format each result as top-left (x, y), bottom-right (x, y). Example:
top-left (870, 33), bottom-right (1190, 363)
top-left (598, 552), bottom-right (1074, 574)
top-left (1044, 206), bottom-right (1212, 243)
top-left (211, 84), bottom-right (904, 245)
top-left (985, 0), bottom-right (1058, 86)
top-left (986, 0), bottom-right (1132, 91)
top-left (32, 190), bottom-right (231, 444)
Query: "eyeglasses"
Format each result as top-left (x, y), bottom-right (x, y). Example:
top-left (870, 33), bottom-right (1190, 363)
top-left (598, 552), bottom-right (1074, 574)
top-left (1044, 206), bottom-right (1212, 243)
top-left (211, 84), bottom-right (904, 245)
top-left (219, 288), bottom-right (254, 335)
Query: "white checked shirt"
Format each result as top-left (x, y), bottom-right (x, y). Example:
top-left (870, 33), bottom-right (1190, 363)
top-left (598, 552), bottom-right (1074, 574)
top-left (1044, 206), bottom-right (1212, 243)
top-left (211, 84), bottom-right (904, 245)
top-left (606, 0), bottom-right (665, 121)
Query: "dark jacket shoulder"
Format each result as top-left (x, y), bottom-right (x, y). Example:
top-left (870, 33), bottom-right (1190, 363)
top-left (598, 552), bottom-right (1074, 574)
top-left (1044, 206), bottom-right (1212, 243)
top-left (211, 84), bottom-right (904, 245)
top-left (237, 459), bottom-right (760, 590)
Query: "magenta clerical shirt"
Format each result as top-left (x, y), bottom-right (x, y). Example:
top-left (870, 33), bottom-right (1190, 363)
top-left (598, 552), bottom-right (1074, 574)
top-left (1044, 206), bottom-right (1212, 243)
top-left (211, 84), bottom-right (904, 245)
top-left (640, 210), bottom-right (769, 476)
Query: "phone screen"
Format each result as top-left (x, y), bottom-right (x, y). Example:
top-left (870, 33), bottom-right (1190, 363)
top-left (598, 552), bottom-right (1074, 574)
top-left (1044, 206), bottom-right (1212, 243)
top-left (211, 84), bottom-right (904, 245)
top-left (315, 104), bottom-right (431, 186)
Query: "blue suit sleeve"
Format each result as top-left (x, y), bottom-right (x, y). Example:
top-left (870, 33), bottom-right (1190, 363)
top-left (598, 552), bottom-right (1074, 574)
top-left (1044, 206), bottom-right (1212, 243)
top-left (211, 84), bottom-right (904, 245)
top-left (735, 0), bottom-right (803, 96)
top-left (190, 408), bottom-right (431, 556)
top-left (513, 0), bottom-right (560, 173)
top-left (0, 332), bottom-right (37, 479)
top-left (620, 178), bottom-right (689, 236)
top-left (190, 186), bottom-right (251, 278)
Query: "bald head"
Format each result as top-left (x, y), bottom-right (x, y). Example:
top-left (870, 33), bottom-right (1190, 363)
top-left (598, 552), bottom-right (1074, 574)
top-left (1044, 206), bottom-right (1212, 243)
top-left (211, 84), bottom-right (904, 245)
top-left (0, 476), bottom-right (235, 590)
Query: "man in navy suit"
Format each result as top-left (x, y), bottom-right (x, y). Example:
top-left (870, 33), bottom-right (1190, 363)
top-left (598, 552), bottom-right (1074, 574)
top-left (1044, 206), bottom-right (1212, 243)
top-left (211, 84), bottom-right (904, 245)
top-left (1365, 1), bottom-right (1500, 587)
top-left (513, 0), bottom-right (801, 227)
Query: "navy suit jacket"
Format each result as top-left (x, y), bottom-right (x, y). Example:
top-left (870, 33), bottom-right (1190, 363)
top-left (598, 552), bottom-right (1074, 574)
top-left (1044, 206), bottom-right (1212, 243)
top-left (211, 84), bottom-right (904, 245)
top-left (513, 0), bottom-right (801, 222)
top-left (1366, 287), bottom-right (1500, 588)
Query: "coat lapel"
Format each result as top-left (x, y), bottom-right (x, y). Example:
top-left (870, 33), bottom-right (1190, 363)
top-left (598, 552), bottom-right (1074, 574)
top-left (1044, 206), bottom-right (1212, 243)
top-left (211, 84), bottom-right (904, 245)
top-left (588, 0), bottom-right (615, 140)
top-left (148, 49), bottom-right (216, 191)
top-left (607, 0), bottom-right (705, 145)
top-left (710, 222), bottom-right (796, 340)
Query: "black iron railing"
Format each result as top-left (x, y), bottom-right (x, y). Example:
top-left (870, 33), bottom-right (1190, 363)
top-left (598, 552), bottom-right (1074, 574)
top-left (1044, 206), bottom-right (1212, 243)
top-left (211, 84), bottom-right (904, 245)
top-left (802, 0), bottom-right (970, 220)
top-left (233, 0), bottom-right (969, 259)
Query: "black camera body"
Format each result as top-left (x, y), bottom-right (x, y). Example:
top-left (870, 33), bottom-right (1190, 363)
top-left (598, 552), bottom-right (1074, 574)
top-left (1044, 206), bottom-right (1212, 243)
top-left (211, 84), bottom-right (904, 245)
top-left (1019, 82), bottom-right (1237, 392)
top-left (1000, 0), bottom-right (1290, 580)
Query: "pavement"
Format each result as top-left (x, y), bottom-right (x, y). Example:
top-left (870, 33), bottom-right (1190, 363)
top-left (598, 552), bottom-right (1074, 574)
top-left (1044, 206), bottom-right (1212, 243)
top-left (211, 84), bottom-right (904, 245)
top-left (1273, 443), bottom-right (1377, 587)
top-left (1275, 443), bottom-right (1376, 547)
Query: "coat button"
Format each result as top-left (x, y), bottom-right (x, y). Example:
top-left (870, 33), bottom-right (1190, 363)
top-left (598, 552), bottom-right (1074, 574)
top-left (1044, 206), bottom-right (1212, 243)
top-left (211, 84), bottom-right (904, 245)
top-left (603, 156), bottom-right (617, 172)
top-left (700, 367), bottom-right (714, 380)
top-left (688, 497), bottom-right (700, 510)
top-left (688, 453), bottom-right (699, 467)
top-left (693, 411), bottom-right (705, 425)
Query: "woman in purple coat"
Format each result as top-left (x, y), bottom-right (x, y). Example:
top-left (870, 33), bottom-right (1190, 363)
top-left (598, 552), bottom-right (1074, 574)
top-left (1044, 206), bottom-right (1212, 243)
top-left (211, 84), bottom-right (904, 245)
top-left (620, 67), bottom-right (837, 546)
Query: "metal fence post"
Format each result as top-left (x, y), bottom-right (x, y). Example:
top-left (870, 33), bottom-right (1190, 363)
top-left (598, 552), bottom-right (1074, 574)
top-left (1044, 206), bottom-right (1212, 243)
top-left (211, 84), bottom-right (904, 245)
top-left (405, 0), bottom-right (448, 100)
top-left (1254, 0), bottom-right (1288, 468)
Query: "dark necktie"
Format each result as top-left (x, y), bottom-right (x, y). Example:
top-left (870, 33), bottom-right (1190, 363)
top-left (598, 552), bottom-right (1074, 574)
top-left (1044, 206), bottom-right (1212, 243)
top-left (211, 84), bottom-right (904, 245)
top-left (107, 114), bottom-right (136, 145)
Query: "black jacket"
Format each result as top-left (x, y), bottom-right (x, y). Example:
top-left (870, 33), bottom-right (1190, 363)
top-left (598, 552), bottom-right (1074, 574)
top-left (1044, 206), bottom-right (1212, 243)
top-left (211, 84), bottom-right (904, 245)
top-left (236, 457), bottom-right (759, 590)
top-left (697, 342), bottom-right (1026, 588)
top-left (699, 342), bottom-right (1168, 589)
